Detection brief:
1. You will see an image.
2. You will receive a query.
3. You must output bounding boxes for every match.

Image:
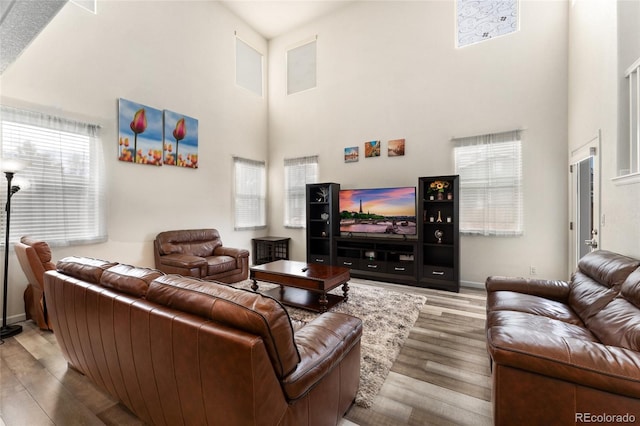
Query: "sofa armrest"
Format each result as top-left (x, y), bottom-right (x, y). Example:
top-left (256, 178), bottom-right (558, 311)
top-left (282, 313), bottom-right (362, 401)
top-left (488, 327), bottom-right (640, 398)
top-left (214, 246), bottom-right (249, 269)
top-left (486, 275), bottom-right (570, 302)
top-left (214, 246), bottom-right (249, 259)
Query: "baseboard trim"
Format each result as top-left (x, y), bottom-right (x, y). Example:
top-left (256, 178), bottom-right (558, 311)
top-left (460, 280), bottom-right (484, 289)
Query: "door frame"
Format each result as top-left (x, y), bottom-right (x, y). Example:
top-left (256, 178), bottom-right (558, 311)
top-left (568, 130), bottom-right (601, 276)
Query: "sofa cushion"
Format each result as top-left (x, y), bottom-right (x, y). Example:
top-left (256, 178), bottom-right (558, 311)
top-left (589, 268), bottom-right (640, 351)
top-left (487, 291), bottom-right (584, 326)
top-left (20, 236), bottom-right (53, 263)
top-left (100, 264), bottom-right (164, 298)
top-left (205, 255), bottom-right (236, 275)
top-left (146, 275), bottom-right (300, 378)
top-left (156, 229), bottom-right (223, 257)
top-left (487, 310), bottom-right (597, 342)
top-left (57, 256), bottom-right (118, 284)
top-left (569, 250), bottom-right (640, 323)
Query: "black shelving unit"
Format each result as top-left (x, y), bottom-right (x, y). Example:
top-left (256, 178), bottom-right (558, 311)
top-left (306, 183), bottom-right (340, 265)
top-left (418, 175), bottom-right (460, 292)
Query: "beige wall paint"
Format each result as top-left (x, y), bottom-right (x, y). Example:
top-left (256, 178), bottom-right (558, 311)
top-left (267, 0), bottom-right (569, 285)
top-left (568, 0), bottom-right (640, 260)
top-left (0, 1), bottom-right (268, 322)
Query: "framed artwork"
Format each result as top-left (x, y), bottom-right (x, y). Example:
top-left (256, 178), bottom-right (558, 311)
top-left (388, 139), bottom-right (405, 157)
top-left (344, 146), bottom-right (359, 163)
top-left (364, 140), bottom-right (381, 158)
top-left (118, 98), bottom-right (163, 165)
top-left (163, 110), bottom-right (199, 168)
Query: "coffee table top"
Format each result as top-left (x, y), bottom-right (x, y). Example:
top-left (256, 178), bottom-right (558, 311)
top-left (250, 260), bottom-right (350, 281)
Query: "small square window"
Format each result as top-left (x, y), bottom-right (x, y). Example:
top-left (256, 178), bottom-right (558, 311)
top-left (287, 39), bottom-right (317, 95)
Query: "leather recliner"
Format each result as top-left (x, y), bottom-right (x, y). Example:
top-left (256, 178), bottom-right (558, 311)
top-left (16, 236), bottom-right (55, 331)
top-left (153, 229), bottom-right (249, 283)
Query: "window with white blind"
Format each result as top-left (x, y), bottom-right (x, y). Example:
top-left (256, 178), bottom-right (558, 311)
top-left (0, 106), bottom-right (106, 246)
top-left (622, 56), bottom-right (640, 177)
top-left (233, 156), bottom-right (266, 230)
top-left (284, 155), bottom-right (318, 228)
top-left (454, 130), bottom-right (523, 236)
top-left (236, 36), bottom-right (263, 97)
top-left (287, 38), bottom-right (317, 95)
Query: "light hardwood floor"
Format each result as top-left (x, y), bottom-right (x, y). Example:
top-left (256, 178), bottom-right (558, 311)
top-left (0, 283), bottom-right (491, 426)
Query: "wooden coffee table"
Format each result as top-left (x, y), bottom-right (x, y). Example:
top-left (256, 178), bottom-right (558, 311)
top-left (249, 260), bottom-right (350, 313)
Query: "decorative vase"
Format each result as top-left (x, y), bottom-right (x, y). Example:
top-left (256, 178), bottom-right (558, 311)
top-left (447, 192), bottom-right (453, 200)
top-left (437, 192), bottom-right (444, 200)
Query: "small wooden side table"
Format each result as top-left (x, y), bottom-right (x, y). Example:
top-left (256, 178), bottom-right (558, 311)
top-left (251, 236), bottom-right (291, 265)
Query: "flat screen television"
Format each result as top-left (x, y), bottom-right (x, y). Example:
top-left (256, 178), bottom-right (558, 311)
top-left (339, 187), bottom-right (417, 235)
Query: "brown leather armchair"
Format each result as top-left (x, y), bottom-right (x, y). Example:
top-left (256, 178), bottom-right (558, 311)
top-left (154, 229), bottom-right (249, 283)
top-left (16, 236), bottom-right (55, 331)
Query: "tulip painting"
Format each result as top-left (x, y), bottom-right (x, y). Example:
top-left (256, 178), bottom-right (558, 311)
top-left (118, 99), bottom-right (163, 165)
top-left (130, 108), bottom-right (147, 163)
top-left (173, 117), bottom-right (186, 162)
top-left (164, 110), bottom-right (198, 168)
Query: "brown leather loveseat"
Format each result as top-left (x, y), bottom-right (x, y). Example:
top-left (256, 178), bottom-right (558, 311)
top-left (486, 250), bottom-right (640, 425)
top-left (44, 256), bottom-right (362, 426)
top-left (154, 229), bottom-right (249, 283)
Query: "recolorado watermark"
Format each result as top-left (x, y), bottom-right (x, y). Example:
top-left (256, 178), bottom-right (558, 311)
top-left (576, 412), bottom-right (636, 423)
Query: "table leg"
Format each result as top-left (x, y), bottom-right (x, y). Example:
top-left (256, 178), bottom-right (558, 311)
top-left (319, 292), bottom-right (328, 313)
top-left (342, 282), bottom-right (349, 302)
top-left (251, 279), bottom-right (259, 291)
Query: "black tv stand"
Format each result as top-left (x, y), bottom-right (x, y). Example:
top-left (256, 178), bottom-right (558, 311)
top-left (335, 236), bottom-right (417, 285)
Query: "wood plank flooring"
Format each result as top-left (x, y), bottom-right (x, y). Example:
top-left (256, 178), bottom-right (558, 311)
top-left (0, 283), bottom-right (491, 426)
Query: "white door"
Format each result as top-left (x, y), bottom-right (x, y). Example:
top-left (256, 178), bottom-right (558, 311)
top-left (569, 131), bottom-right (601, 275)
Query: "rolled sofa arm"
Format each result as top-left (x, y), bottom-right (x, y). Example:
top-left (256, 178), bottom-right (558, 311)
top-left (487, 326), bottom-right (640, 398)
top-left (486, 275), bottom-right (570, 302)
top-left (282, 312), bottom-right (362, 400)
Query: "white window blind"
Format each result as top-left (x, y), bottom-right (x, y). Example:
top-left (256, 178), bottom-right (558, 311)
top-left (287, 38), bottom-right (317, 95)
top-left (623, 56), bottom-right (640, 176)
top-left (284, 155), bottom-right (318, 228)
top-left (454, 130), bottom-right (523, 236)
top-left (0, 106), bottom-right (106, 246)
top-left (236, 36), bottom-right (263, 96)
top-left (233, 156), bottom-right (266, 230)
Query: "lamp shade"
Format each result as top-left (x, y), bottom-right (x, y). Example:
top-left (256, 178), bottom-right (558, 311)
top-left (0, 158), bottom-right (28, 173)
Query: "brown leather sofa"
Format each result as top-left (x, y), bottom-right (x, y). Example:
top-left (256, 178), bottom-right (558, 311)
top-left (44, 256), bottom-right (362, 426)
top-left (154, 229), bottom-right (249, 283)
top-left (16, 236), bottom-right (55, 330)
top-left (486, 250), bottom-right (640, 425)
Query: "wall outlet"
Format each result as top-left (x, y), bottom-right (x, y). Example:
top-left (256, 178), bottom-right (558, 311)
top-left (530, 266), bottom-right (537, 275)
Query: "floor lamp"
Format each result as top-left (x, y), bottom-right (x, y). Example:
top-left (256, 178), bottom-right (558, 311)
top-left (0, 159), bottom-right (27, 340)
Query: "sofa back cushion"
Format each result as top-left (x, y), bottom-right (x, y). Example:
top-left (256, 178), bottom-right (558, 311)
top-left (146, 275), bottom-right (300, 378)
top-left (156, 229), bottom-right (222, 257)
top-left (57, 256), bottom-right (119, 284)
top-left (569, 250), bottom-right (640, 323)
top-left (589, 268), bottom-right (640, 350)
top-left (100, 264), bottom-right (164, 298)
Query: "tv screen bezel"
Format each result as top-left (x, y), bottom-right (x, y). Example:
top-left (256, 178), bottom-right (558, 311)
top-left (338, 186), bottom-right (418, 237)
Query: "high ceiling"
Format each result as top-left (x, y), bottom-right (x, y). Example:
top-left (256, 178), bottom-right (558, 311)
top-left (220, 0), bottom-right (356, 39)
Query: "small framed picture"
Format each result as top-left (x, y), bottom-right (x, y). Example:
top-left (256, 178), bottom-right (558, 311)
top-left (344, 146), bottom-right (359, 163)
top-left (364, 140), bottom-right (381, 158)
top-left (388, 138), bottom-right (405, 157)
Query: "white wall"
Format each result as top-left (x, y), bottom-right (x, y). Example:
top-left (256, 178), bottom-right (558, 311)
top-left (267, 0), bottom-right (569, 285)
top-left (568, 0), bottom-right (640, 259)
top-left (0, 1), bottom-right (268, 322)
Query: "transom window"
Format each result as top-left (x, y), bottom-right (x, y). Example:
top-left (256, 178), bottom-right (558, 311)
top-left (457, 0), bottom-right (519, 48)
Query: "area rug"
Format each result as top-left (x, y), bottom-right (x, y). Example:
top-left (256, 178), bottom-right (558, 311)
top-left (234, 278), bottom-right (426, 408)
